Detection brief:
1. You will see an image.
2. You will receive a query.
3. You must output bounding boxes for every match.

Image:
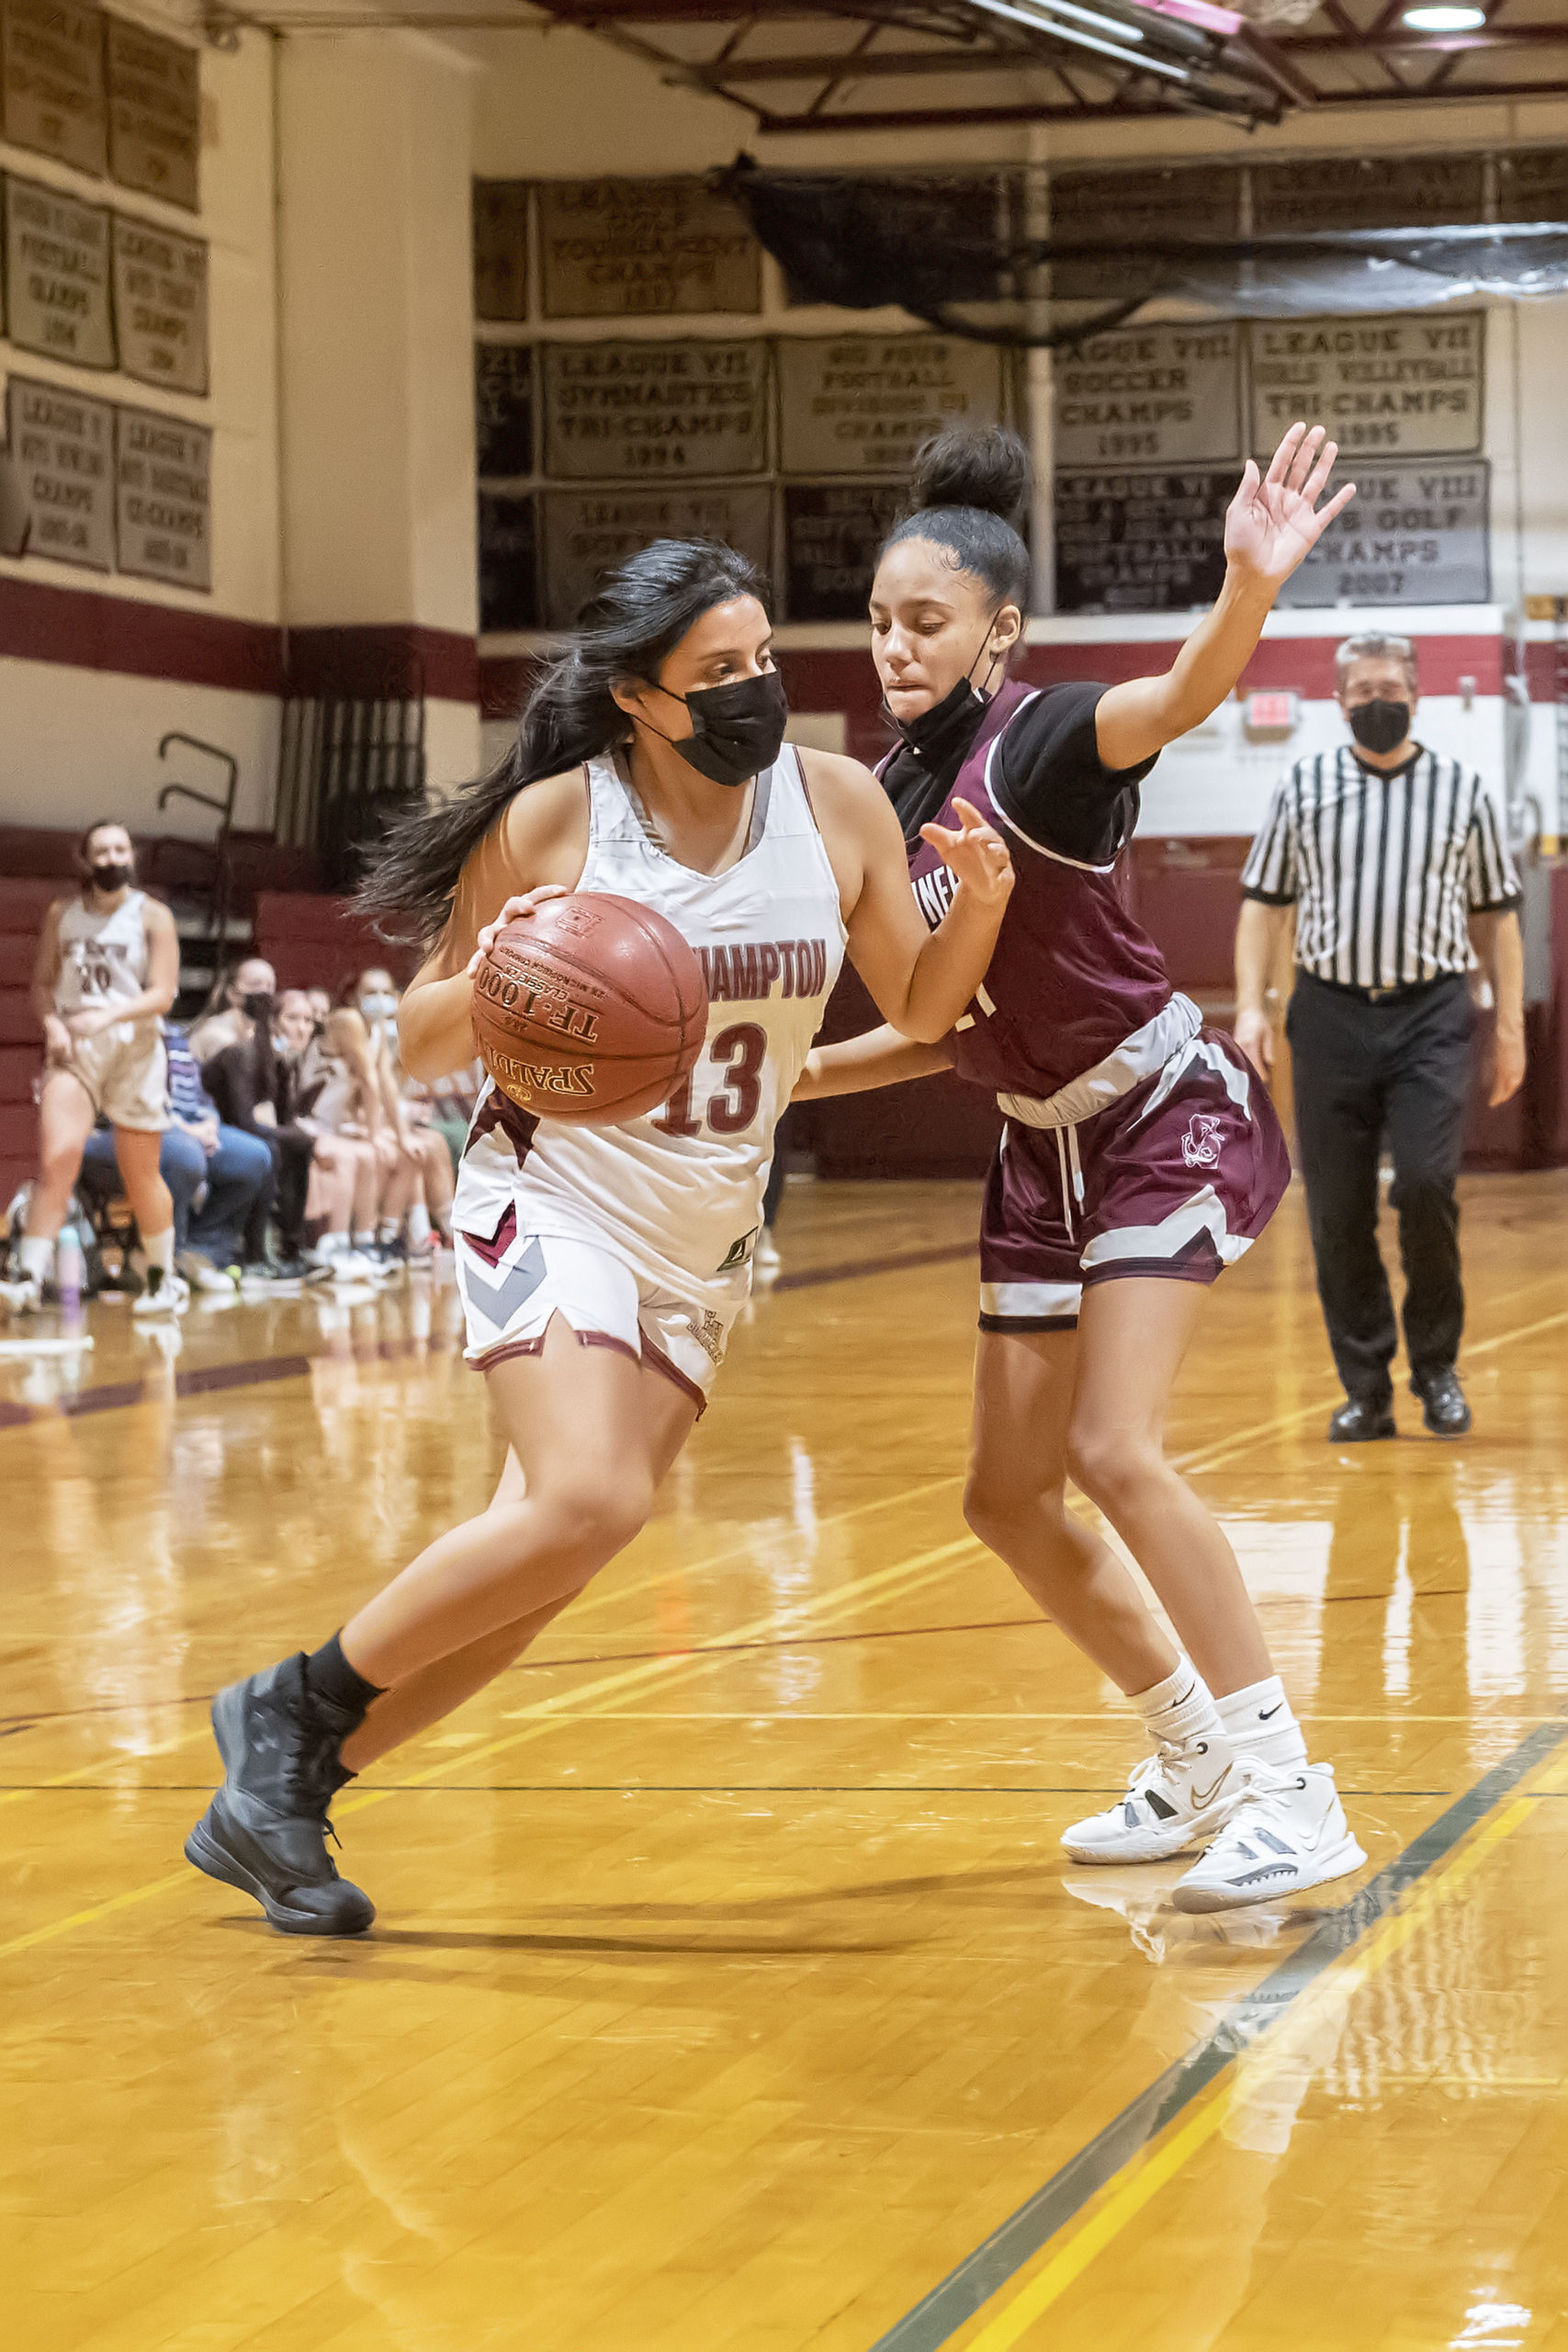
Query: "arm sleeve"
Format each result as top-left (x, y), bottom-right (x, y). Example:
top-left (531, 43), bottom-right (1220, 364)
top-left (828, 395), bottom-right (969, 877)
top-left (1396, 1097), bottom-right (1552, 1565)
top-left (991, 683), bottom-right (1158, 861)
top-left (1465, 779), bottom-right (1522, 912)
top-left (1240, 779), bottom-right (1299, 905)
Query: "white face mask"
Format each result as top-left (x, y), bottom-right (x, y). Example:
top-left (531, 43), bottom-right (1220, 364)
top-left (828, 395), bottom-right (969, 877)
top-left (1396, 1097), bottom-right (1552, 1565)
top-left (358, 990), bottom-right (399, 1023)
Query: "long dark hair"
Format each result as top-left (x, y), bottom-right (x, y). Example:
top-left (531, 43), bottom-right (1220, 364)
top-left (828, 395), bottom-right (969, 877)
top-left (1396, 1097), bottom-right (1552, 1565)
top-left (360, 537), bottom-right (769, 945)
top-left (880, 424), bottom-right (1032, 609)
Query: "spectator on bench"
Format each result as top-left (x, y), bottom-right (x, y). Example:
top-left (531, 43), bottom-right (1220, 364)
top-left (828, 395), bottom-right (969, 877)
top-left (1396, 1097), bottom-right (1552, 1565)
top-left (206, 991), bottom-right (384, 1283)
top-left (78, 1025), bottom-right (275, 1291)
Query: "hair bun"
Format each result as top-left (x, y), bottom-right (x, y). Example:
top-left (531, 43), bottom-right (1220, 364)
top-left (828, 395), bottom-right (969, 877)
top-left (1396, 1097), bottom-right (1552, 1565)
top-left (906, 425), bottom-right (1032, 527)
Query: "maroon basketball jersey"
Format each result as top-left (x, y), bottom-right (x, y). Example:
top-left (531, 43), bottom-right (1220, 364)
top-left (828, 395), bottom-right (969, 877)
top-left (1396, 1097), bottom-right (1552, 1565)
top-left (902, 679), bottom-right (1174, 1098)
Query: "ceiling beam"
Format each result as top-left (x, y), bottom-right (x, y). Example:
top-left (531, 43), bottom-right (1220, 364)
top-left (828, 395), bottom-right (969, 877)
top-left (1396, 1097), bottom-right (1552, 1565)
top-left (682, 41), bottom-right (1054, 78)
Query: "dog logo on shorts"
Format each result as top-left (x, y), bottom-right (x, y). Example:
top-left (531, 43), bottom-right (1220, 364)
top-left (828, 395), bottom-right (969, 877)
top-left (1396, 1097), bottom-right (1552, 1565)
top-left (1181, 1113), bottom-right (1224, 1171)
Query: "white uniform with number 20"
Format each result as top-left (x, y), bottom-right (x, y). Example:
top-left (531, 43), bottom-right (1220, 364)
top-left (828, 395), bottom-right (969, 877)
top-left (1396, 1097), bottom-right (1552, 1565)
top-left (452, 746), bottom-right (846, 1406)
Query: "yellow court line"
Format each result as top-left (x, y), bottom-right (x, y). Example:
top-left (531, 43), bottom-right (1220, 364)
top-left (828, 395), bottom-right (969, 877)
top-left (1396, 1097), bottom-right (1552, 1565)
top-left (6, 1289), bottom-right (1564, 1943)
top-left (959, 1752), bottom-right (1563, 2349)
top-left (0, 1723), bottom-right (214, 1809)
top-left (1181, 1304), bottom-right (1568, 1477)
top-left (0, 1539), bottom-right (984, 1960)
top-left (564, 1471), bottom-right (965, 1622)
top-left (0, 1472), bottom-right (970, 1789)
top-left (338, 1538), bottom-right (987, 1817)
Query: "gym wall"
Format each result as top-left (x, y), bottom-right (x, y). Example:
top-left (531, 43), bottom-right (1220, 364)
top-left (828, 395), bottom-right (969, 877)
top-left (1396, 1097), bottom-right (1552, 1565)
top-left (3, 14), bottom-right (1567, 870)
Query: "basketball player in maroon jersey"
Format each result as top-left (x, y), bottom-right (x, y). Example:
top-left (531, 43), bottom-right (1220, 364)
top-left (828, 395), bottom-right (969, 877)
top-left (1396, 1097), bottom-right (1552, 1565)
top-left (183, 537), bottom-right (1013, 1935)
top-left (800, 422), bottom-right (1366, 1911)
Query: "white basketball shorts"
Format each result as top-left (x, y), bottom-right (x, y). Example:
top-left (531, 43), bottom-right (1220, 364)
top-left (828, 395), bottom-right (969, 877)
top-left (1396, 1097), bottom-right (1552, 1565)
top-left (454, 1202), bottom-right (750, 1411)
top-left (61, 1024), bottom-right (168, 1132)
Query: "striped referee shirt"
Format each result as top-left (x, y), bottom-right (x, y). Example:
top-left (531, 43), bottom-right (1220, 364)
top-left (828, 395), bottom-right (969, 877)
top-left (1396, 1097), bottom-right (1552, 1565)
top-left (1241, 743), bottom-right (1520, 990)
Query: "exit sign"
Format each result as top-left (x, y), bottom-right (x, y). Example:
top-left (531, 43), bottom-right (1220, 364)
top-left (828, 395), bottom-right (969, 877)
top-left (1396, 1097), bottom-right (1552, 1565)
top-left (1245, 691), bottom-right (1299, 738)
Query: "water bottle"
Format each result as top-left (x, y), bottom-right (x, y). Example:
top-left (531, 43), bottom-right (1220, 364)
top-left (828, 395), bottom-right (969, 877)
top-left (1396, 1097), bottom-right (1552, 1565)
top-left (55, 1226), bottom-right (84, 1312)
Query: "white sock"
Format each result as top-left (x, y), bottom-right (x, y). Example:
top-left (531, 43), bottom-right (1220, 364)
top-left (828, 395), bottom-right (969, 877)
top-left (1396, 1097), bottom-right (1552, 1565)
top-left (19, 1232), bottom-right (53, 1283)
top-left (1214, 1676), bottom-right (1309, 1773)
top-left (376, 1218), bottom-right (400, 1246)
top-left (1130, 1657), bottom-right (1225, 1749)
top-left (353, 1229), bottom-right (376, 1250)
top-left (145, 1227), bottom-right (175, 1281)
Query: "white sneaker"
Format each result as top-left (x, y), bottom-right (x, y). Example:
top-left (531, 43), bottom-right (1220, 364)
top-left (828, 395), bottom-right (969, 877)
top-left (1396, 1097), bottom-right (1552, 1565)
top-left (333, 1248), bottom-right (389, 1283)
top-left (0, 1276), bottom-right (42, 1317)
top-left (1061, 1732), bottom-right (1242, 1864)
top-left (178, 1252), bottom-right (240, 1295)
top-left (1172, 1761), bottom-right (1367, 1913)
top-left (132, 1270), bottom-right (190, 1317)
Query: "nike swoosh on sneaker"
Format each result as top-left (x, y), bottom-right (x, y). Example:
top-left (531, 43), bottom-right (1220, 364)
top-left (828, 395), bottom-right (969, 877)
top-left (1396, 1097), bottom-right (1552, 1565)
top-left (1190, 1769), bottom-right (1232, 1808)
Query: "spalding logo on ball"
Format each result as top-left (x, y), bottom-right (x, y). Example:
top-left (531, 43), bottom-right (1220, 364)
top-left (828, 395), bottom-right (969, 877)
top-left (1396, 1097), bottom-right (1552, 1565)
top-left (471, 892), bottom-right (708, 1126)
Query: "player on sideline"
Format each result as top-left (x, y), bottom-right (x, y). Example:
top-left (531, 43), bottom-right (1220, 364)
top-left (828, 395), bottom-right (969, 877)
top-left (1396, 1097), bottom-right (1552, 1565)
top-left (797, 423), bottom-right (1366, 1913)
top-left (185, 537), bottom-right (1014, 1935)
top-left (4, 823), bottom-right (186, 1320)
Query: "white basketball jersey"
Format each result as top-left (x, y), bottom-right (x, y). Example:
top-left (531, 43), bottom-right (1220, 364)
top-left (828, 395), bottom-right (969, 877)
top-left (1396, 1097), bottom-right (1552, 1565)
top-left (453, 747), bottom-right (847, 1287)
top-left (56, 890), bottom-right (152, 1020)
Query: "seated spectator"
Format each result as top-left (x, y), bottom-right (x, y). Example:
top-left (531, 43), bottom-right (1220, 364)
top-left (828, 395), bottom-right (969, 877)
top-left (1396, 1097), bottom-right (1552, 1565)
top-left (207, 993), bottom-right (385, 1282)
top-left (78, 1032), bottom-right (273, 1292)
top-left (348, 966), bottom-right (457, 1255)
top-left (189, 956), bottom-right (278, 1063)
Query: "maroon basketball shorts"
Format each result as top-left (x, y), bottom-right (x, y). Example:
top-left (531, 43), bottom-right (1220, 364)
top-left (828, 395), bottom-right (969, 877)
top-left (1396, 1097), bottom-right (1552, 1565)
top-left (978, 1031), bottom-right (1291, 1332)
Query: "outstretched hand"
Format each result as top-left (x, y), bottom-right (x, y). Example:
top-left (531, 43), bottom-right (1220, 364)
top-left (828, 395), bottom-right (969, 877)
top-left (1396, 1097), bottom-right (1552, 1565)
top-left (1225, 424), bottom-right (1356, 594)
top-left (919, 797), bottom-right (1014, 912)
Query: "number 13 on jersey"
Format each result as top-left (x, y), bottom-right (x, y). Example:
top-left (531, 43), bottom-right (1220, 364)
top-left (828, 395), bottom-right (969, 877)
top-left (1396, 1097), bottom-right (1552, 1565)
top-left (653, 1023), bottom-right (768, 1139)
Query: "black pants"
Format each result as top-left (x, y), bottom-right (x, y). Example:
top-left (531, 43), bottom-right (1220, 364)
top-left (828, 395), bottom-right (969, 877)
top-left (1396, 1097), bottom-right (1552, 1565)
top-left (1287, 971), bottom-right (1474, 1401)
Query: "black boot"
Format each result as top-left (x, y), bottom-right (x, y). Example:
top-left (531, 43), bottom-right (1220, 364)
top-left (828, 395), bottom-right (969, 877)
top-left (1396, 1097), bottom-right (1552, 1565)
top-left (1411, 1369), bottom-right (1472, 1437)
top-left (185, 1655), bottom-right (374, 1936)
top-left (1328, 1394), bottom-right (1396, 1442)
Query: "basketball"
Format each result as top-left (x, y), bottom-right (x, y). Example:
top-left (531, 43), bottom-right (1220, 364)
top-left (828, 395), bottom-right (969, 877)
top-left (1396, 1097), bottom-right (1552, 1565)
top-left (470, 891), bottom-right (707, 1125)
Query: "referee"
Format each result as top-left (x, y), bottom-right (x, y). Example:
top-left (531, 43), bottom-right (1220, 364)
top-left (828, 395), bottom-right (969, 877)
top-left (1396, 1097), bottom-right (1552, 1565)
top-left (1234, 631), bottom-right (1525, 1442)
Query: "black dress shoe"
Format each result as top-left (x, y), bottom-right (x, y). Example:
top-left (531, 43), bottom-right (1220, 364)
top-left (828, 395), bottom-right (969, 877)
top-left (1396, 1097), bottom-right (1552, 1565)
top-left (1328, 1395), bottom-right (1396, 1442)
top-left (1411, 1370), bottom-right (1472, 1437)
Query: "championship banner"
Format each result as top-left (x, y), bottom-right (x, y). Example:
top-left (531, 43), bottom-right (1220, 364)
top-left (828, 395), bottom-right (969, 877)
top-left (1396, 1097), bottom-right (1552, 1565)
top-left (1275, 459), bottom-right (1490, 608)
top-left (1248, 312), bottom-right (1483, 461)
top-left (6, 374), bottom-right (114, 571)
top-left (543, 484), bottom-right (771, 628)
top-left (540, 178), bottom-right (761, 320)
top-left (112, 214), bottom-right (209, 395)
top-left (777, 336), bottom-right (1003, 478)
top-left (3, 174), bottom-right (115, 370)
top-left (115, 403), bottom-right (211, 592)
top-left (542, 340), bottom-right (767, 481)
top-left (1054, 323), bottom-right (1241, 471)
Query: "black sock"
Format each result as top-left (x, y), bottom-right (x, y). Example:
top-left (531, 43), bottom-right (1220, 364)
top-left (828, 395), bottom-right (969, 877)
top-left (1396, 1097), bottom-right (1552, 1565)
top-left (304, 1631), bottom-right (385, 1724)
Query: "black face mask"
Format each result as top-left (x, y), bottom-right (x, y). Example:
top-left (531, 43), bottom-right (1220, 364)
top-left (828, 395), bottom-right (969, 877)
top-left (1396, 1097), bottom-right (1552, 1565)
top-left (1348, 699), bottom-right (1413, 757)
top-left (90, 861), bottom-right (132, 894)
top-left (888, 618), bottom-right (1006, 769)
top-left (240, 990), bottom-right (276, 1023)
top-left (648, 669), bottom-right (789, 789)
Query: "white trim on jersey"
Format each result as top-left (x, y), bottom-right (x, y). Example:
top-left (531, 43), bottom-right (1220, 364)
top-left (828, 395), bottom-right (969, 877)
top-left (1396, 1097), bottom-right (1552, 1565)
top-left (983, 717), bottom-right (1120, 874)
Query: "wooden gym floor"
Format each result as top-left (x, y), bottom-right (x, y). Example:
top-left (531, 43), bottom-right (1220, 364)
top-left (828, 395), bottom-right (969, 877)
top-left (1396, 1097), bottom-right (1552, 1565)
top-left (4, 1174), bottom-right (1568, 2352)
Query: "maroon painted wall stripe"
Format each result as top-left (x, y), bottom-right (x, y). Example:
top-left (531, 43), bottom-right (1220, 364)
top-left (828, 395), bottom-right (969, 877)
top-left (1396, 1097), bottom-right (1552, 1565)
top-left (0, 576), bottom-right (480, 703)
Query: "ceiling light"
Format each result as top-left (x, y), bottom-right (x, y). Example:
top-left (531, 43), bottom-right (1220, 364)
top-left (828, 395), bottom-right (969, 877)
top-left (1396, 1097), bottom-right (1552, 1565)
top-left (1401, 6), bottom-right (1488, 28)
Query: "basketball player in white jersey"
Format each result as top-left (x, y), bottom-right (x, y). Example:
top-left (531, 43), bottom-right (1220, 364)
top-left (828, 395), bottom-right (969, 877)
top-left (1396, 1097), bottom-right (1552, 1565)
top-left (6, 823), bottom-right (187, 1317)
top-left (185, 536), bottom-right (1013, 1935)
